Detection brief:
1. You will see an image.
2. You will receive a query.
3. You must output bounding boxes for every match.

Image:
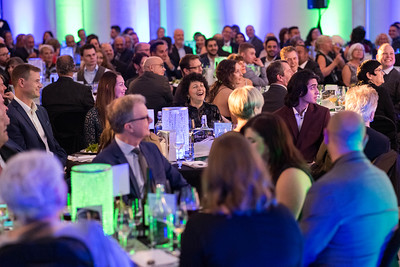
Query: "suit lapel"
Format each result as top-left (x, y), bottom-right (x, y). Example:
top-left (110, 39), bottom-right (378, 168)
top-left (12, 101), bottom-right (42, 141)
top-left (35, 107), bottom-right (52, 146)
top-left (283, 106), bottom-right (300, 143)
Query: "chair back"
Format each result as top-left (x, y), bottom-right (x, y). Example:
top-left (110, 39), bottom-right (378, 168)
top-left (0, 236), bottom-right (94, 266)
top-left (373, 150), bottom-right (400, 205)
top-left (379, 222), bottom-right (400, 267)
top-left (52, 111), bottom-right (88, 154)
top-left (370, 115), bottom-right (398, 152)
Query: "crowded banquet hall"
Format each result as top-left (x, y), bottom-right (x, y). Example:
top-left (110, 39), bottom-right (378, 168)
top-left (1, 0), bottom-right (400, 266)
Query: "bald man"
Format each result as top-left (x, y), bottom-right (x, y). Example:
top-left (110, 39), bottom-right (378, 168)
top-left (126, 56), bottom-right (172, 120)
top-left (377, 43), bottom-right (400, 119)
top-left (300, 111), bottom-right (398, 266)
top-left (169, 29), bottom-right (193, 68)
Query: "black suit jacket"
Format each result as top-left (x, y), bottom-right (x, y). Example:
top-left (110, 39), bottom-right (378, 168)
top-left (262, 84), bottom-right (287, 113)
top-left (14, 47), bottom-right (39, 62)
top-left (249, 36), bottom-right (264, 57)
top-left (41, 76), bottom-right (94, 120)
top-left (116, 49), bottom-right (134, 65)
top-left (127, 71), bottom-right (173, 118)
top-left (92, 140), bottom-right (188, 199)
top-left (364, 127), bottom-right (390, 161)
top-left (169, 45), bottom-right (193, 67)
top-left (300, 60), bottom-right (324, 82)
top-left (275, 104), bottom-right (330, 162)
top-left (7, 99), bottom-right (67, 166)
top-left (383, 68), bottom-right (400, 117)
top-left (0, 139), bottom-right (22, 163)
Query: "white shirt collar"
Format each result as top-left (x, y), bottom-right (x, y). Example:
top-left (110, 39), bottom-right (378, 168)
top-left (383, 66), bottom-right (394, 75)
top-left (14, 96), bottom-right (37, 113)
top-left (115, 136), bottom-right (137, 155)
top-left (84, 64), bottom-right (99, 72)
top-left (299, 60), bottom-right (308, 69)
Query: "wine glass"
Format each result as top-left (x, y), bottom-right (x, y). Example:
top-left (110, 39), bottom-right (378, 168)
top-left (114, 201), bottom-right (134, 249)
top-left (173, 203), bottom-right (188, 250)
top-left (180, 187), bottom-right (200, 217)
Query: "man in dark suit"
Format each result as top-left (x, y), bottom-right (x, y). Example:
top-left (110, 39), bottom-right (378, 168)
top-left (76, 44), bottom-right (107, 85)
top-left (221, 26), bottom-right (238, 54)
top-left (169, 29), bottom-right (193, 68)
top-left (14, 34), bottom-right (39, 62)
top-left (113, 36), bottom-right (134, 65)
top-left (0, 44), bottom-right (10, 85)
top-left (296, 45), bottom-right (324, 81)
top-left (41, 55), bottom-right (94, 154)
top-left (151, 40), bottom-right (181, 81)
top-left (92, 94), bottom-right (188, 199)
top-left (199, 38), bottom-right (229, 69)
top-left (262, 60), bottom-right (293, 113)
top-left (246, 25), bottom-right (264, 57)
top-left (377, 43), bottom-right (400, 119)
top-left (127, 56), bottom-right (172, 120)
top-left (101, 43), bottom-right (127, 78)
top-left (6, 64), bottom-right (67, 165)
top-left (0, 95), bottom-right (20, 168)
top-left (260, 37), bottom-right (280, 68)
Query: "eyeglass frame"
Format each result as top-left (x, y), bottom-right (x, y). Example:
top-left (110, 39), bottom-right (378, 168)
top-left (125, 115), bottom-right (151, 124)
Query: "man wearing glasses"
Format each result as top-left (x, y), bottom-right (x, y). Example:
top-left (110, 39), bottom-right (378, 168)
top-left (127, 56), bottom-right (172, 122)
top-left (173, 54), bottom-right (203, 106)
top-left (93, 94), bottom-right (188, 199)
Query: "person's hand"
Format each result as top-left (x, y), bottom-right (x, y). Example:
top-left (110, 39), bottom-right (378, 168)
top-left (164, 54), bottom-right (175, 70)
top-left (4, 91), bottom-right (14, 101)
top-left (333, 53), bottom-right (344, 66)
top-left (253, 58), bottom-right (263, 67)
top-left (28, 52), bottom-right (37, 58)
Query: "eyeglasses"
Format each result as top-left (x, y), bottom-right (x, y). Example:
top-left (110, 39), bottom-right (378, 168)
top-left (126, 115), bottom-right (151, 123)
top-left (152, 64), bottom-right (165, 68)
top-left (188, 65), bottom-right (202, 70)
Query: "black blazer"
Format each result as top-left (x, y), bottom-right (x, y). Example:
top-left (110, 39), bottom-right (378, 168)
top-left (262, 84), bottom-right (287, 113)
top-left (300, 60), bottom-right (324, 83)
top-left (14, 47), bottom-right (39, 62)
top-left (249, 36), bottom-right (264, 57)
top-left (7, 99), bottom-right (67, 165)
top-left (169, 45), bottom-right (193, 67)
top-left (42, 76), bottom-right (94, 120)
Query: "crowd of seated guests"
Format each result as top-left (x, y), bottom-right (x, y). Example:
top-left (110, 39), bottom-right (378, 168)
top-left (1, 20), bottom-right (400, 266)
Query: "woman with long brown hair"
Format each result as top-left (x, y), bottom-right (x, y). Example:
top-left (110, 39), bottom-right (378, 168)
top-left (241, 113), bottom-right (312, 219)
top-left (207, 59), bottom-right (242, 121)
top-left (180, 132), bottom-right (303, 266)
top-left (84, 71), bottom-right (126, 145)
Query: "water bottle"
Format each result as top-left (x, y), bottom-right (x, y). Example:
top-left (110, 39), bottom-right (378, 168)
top-left (154, 111), bottom-right (162, 134)
top-left (149, 184), bottom-right (174, 250)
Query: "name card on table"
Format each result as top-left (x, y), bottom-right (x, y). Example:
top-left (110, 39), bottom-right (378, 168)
top-left (147, 193), bottom-right (177, 214)
top-left (112, 163), bottom-right (130, 196)
top-left (148, 109), bottom-right (155, 130)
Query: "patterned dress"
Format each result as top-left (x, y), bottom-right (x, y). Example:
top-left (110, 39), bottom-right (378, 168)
top-left (84, 107), bottom-right (103, 146)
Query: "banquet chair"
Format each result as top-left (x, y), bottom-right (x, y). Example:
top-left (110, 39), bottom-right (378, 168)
top-left (0, 236), bottom-right (94, 266)
top-left (370, 115), bottom-right (399, 152)
top-left (52, 111), bottom-right (87, 155)
top-left (379, 221), bottom-right (400, 267)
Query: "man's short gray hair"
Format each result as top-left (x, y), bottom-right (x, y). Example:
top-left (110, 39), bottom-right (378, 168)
top-left (107, 94), bottom-right (146, 134)
top-left (0, 151), bottom-right (67, 223)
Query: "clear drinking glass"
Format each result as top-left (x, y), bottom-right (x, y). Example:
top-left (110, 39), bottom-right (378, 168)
top-left (114, 201), bottom-right (134, 249)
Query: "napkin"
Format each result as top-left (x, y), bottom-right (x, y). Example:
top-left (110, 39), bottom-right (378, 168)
top-left (182, 161), bottom-right (208, 168)
top-left (131, 249), bottom-right (178, 267)
top-left (67, 154), bottom-right (96, 162)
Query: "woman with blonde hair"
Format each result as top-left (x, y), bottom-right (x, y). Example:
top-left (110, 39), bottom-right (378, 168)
top-left (180, 132), bottom-right (303, 266)
top-left (228, 86), bottom-right (263, 131)
top-left (342, 43), bottom-right (364, 87)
